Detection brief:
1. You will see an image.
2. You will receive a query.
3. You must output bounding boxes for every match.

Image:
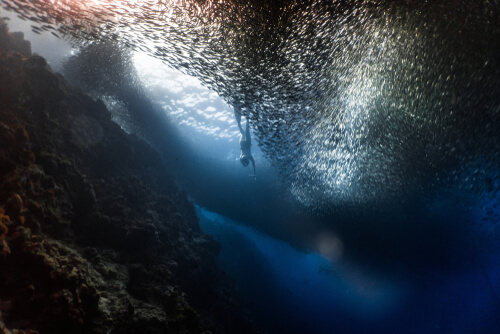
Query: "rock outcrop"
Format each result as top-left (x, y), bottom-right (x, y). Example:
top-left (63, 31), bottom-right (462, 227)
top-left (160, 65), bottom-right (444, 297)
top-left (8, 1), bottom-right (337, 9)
top-left (0, 19), bottom-right (257, 334)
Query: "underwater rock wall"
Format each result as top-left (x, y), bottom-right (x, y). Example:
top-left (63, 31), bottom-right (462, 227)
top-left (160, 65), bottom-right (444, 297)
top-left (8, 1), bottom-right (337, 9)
top-left (0, 20), bottom-right (256, 334)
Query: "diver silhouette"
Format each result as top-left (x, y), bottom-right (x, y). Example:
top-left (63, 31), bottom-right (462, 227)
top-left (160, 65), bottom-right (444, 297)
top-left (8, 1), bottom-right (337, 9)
top-left (234, 104), bottom-right (256, 179)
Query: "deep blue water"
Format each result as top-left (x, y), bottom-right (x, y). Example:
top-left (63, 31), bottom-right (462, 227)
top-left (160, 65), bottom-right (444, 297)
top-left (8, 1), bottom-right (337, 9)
top-left (197, 205), bottom-right (500, 334)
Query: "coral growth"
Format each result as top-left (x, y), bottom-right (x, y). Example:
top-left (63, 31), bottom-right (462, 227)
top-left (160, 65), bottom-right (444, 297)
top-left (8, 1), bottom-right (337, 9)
top-left (0, 208), bottom-right (9, 239)
top-left (0, 208), bottom-right (10, 256)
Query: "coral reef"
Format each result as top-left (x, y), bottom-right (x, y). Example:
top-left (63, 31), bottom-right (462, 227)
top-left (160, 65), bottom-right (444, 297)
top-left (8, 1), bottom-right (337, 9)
top-left (0, 19), bottom-right (258, 334)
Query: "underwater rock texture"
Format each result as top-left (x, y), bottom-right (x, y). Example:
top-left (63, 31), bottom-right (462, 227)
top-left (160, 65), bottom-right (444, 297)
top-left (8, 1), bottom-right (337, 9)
top-left (0, 20), bottom-right (257, 334)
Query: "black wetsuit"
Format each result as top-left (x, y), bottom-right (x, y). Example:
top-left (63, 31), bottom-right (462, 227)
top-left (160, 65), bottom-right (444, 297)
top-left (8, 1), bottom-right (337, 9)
top-left (234, 105), bottom-right (256, 176)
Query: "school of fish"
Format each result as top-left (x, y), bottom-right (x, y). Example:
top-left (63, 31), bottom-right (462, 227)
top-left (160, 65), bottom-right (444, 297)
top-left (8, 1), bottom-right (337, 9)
top-left (2, 0), bottom-right (499, 211)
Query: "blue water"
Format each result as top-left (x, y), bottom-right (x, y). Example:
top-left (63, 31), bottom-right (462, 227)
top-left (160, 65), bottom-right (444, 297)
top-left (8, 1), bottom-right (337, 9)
top-left (3, 4), bottom-right (498, 333)
top-left (197, 206), bottom-right (500, 334)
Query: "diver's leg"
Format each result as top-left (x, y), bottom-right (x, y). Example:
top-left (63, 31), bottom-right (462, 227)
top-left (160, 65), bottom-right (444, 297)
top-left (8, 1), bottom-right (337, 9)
top-left (234, 104), bottom-right (244, 134)
top-left (245, 118), bottom-right (251, 144)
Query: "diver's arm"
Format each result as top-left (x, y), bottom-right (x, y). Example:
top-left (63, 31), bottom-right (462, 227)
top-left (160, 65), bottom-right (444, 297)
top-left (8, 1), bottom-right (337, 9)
top-left (249, 156), bottom-right (256, 177)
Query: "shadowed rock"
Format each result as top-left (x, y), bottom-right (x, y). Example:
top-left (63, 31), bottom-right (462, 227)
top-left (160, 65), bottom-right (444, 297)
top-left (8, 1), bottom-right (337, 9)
top-left (0, 20), bottom-right (259, 334)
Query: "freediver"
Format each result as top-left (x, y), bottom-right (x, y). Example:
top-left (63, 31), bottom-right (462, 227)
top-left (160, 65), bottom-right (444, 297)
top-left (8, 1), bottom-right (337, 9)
top-left (234, 104), bottom-right (256, 179)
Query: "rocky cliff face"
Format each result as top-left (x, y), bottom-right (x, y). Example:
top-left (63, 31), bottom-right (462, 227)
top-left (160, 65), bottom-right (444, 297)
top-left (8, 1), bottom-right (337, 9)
top-left (0, 19), bottom-right (257, 334)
